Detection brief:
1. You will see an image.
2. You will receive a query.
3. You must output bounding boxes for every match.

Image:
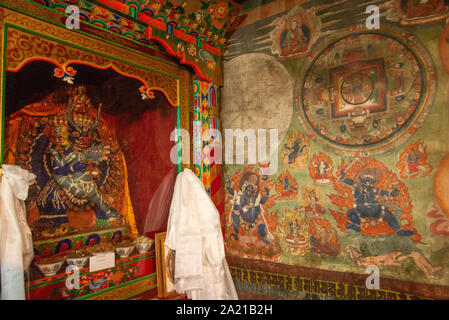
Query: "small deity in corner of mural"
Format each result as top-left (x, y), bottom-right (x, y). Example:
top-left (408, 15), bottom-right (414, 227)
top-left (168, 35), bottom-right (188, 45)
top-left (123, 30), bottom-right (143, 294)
top-left (279, 207), bottom-right (310, 256)
top-left (396, 141), bottom-right (433, 179)
top-left (270, 7), bottom-right (321, 61)
top-left (299, 185), bottom-right (326, 219)
top-left (281, 131), bottom-right (310, 170)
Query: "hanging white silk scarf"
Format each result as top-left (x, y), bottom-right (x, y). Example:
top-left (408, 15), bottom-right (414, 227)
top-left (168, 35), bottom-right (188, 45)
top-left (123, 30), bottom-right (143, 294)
top-left (0, 165), bottom-right (36, 300)
top-left (165, 168), bottom-right (238, 300)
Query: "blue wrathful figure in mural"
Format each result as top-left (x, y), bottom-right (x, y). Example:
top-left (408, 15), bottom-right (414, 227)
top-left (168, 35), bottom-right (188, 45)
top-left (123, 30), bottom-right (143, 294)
top-left (339, 168), bottom-right (414, 237)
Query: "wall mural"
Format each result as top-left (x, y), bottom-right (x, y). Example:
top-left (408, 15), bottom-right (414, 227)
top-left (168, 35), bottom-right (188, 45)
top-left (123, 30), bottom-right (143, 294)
top-left (222, 0), bottom-right (449, 299)
top-left (225, 166), bottom-right (282, 261)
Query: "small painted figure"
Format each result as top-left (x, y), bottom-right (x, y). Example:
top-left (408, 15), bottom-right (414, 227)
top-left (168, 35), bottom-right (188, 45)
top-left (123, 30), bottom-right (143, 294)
top-left (310, 224), bottom-right (338, 256)
top-left (287, 219), bottom-right (302, 240)
top-left (400, 0), bottom-right (447, 18)
top-left (339, 168), bottom-right (414, 236)
top-left (284, 138), bottom-right (307, 165)
top-left (407, 148), bottom-right (420, 173)
top-left (311, 158), bottom-right (333, 185)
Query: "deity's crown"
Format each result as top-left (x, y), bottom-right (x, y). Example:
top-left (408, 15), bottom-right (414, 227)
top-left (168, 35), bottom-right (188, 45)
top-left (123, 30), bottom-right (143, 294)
top-left (65, 86), bottom-right (102, 148)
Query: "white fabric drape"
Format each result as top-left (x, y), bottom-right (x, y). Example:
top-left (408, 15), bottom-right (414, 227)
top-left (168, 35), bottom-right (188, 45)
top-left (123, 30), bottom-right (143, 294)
top-left (165, 168), bottom-right (238, 300)
top-left (0, 165), bottom-right (36, 300)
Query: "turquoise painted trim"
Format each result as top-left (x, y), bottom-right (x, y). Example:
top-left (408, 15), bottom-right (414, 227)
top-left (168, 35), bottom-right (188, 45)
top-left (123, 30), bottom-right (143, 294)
top-left (123, 31), bottom-right (138, 40)
top-left (154, 14), bottom-right (167, 23)
top-left (126, 1), bottom-right (142, 11)
top-left (91, 18), bottom-right (109, 29)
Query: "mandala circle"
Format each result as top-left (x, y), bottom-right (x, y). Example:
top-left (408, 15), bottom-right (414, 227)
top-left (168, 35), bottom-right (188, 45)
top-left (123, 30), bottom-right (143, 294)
top-left (297, 28), bottom-right (436, 154)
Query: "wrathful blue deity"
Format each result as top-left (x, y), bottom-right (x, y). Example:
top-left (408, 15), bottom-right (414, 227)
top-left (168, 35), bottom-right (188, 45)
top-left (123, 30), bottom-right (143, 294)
top-left (339, 167), bottom-right (414, 237)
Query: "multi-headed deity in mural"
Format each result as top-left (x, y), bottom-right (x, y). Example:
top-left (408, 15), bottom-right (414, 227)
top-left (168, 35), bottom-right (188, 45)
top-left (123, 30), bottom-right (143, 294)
top-left (225, 166), bottom-right (281, 261)
top-left (7, 86), bottom-right (127, 239)
top-left (329, 158), bottom-right (442, 280)
top-left (281, 131), bottom-right (309, 169)
top-left (396, 141), bottom-right (433, 179)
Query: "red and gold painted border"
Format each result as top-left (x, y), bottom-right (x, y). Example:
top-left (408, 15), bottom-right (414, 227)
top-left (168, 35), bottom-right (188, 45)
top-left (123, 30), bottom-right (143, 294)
top-left (4, 24), bottom-right (180, 107)
top-left (0, 6), bottom-right (192, 163)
